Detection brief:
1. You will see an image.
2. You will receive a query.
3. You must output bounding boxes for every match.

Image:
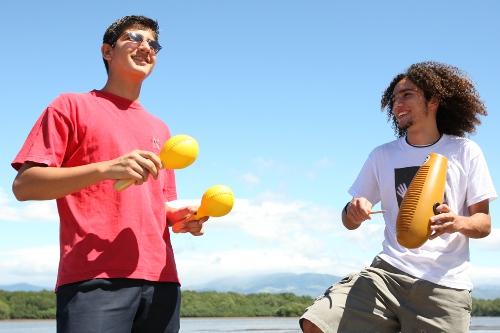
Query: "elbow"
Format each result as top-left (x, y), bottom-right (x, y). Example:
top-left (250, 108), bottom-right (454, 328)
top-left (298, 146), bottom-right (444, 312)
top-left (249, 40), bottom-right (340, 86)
top-left (477, 216), bottom-right (492, 238)
top-left (12, 178), bottom-right (30, 201)
top-left (482, 222), bottom-right (492, 238)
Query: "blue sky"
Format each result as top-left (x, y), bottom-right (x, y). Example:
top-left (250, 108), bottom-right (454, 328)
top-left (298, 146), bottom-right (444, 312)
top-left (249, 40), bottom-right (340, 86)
top-left (1, 0), bottom-right (499, 288)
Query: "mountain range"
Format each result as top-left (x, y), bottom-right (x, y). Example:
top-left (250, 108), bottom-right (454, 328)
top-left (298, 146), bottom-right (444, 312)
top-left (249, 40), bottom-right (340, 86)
top-left (3, 273), bottom-right (500, 299)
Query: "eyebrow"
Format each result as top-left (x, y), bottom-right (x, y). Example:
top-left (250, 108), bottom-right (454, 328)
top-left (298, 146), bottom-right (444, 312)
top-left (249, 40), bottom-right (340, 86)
top-left (393, 88), bottom-right (418, 95)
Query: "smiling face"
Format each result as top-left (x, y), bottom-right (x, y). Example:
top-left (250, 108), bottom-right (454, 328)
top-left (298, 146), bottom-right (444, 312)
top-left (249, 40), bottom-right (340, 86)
top-left (102, 28), bottom-right (159, 81)
top-left (391, 78), bottom-right (436, 132)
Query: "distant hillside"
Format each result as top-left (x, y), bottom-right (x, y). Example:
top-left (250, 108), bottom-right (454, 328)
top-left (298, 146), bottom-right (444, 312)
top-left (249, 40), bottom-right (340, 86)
top-left (186, 273), bottom-right (500, 299)
top-left (185, 273), bottom-right (342, 297)
top-left (472, 285), bottom-right (500, 300)
top-left (3, 275), bottom-right (500, 300)
top-left (0, 283), bottom-right (49, 292)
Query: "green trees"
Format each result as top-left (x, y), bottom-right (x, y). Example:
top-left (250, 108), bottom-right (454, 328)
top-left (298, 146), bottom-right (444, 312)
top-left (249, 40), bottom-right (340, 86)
top-left (473, 298), bottom-right (500, 316)
top-left (0, 290), bottom-right (56, 319)
top-left (0, 289), bottom-right (499, 319)
top-left (180, 291), bottom-right (311, 317)
top-left (0, 300), bottom-right (10, 320)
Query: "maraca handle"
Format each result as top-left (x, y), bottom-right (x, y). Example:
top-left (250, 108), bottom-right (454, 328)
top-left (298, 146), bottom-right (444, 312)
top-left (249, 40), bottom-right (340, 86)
top-left (171, 212), bottom-right (206, 233)
top-left (194, 211), bottom-right (205, 220)
top-left (114, 179), bottom-right (135, 192)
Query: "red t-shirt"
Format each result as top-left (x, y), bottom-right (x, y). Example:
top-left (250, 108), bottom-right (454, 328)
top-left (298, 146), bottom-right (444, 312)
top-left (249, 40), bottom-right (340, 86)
top-left (12, 90), bottom-right (179, 289)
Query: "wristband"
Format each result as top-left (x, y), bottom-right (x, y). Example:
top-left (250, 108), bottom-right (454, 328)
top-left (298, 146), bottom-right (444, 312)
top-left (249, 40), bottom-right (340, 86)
top-left (343, 202), bottom-right (351, 215)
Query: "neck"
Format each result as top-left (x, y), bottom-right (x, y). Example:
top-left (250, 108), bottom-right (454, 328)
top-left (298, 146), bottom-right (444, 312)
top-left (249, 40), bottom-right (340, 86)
top-left (406, 128), bottom-right (441, 146)
top-left (101, 74), bottom-right (143, 101)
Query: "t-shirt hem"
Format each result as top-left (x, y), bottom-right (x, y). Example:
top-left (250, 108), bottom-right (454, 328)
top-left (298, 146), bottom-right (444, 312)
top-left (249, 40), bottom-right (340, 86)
top-left (377, 253), bottom-right (472, 290)
top-left (56, 270), bottom-right (180, 290)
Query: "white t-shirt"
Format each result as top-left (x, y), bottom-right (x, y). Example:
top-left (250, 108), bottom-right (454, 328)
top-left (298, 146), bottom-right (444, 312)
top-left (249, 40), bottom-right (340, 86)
top-left (349, 134), bottom-right (497, 290)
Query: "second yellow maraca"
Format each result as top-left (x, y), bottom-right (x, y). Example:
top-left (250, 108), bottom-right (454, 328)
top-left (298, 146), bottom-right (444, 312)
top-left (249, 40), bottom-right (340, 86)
top-left (172, 184), bottom-right (235, 232)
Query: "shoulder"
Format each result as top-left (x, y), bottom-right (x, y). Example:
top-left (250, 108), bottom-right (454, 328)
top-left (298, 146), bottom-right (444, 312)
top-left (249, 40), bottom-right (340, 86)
top-left (369, 138), bottom-right (401, 158)
top-left (47, 91), bottom-right (95, 114)
top-left (443, 135), bottom-right (483, 158)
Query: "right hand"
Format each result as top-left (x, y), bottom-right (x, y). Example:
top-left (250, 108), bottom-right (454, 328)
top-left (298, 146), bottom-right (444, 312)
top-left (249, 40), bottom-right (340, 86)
top-left (101, 150), bottom-right (162, 186)
top-left (345, 197), bottom-right (373, 226)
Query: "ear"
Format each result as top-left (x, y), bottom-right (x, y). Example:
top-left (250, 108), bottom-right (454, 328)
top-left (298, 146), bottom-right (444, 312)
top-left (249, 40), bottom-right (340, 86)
top-left (427, 96), bottom-right (439, 114)
top-left (101, 43), bottom-right (113, 61)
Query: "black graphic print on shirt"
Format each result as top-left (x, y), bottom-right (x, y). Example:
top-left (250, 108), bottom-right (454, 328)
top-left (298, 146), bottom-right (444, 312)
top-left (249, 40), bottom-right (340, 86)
top-left (394, 166), bottom-right (448, 208)
top-left (394, 166), bottom-right (420, 207)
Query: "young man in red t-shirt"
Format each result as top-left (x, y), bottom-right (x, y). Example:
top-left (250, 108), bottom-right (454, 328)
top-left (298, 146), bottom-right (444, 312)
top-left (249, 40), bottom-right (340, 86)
top-left (11, 15), bottom-right (204, 333)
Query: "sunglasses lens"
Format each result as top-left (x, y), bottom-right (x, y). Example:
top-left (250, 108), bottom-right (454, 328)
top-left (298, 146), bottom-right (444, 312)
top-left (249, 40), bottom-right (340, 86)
top-left (149, 41), bottom-right (161, 53)
top-left (128, 32), bottom-right (144, 43)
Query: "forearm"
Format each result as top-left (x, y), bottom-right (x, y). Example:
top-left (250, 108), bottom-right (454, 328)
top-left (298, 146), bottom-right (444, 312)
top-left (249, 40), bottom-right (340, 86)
top-left (460, 213), bottom-right (491, 238)
top-left (12, 162), bottom-right (110, 201)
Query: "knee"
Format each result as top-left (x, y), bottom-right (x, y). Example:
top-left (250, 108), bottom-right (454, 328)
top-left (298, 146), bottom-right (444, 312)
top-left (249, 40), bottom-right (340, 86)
top-left (301, 318), bottom-right (323, 333)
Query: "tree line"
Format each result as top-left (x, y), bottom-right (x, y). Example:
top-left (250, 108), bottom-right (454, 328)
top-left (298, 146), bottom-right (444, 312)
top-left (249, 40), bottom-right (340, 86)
top-left (1, 289), bottom-right (499, 320)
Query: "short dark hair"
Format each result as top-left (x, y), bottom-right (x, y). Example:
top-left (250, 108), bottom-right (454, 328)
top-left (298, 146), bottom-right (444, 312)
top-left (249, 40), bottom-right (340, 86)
top-left (102, 15), bottom-right (160, 73)
top-left (381, 61), bottom-right (487, 138)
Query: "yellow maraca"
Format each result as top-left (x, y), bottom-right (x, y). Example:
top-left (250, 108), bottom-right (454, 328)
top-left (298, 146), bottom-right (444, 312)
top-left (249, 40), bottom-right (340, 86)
top-left (114, 134), bottom-right (199, 191)
top-left (172, 185), bottom-right (235, 232)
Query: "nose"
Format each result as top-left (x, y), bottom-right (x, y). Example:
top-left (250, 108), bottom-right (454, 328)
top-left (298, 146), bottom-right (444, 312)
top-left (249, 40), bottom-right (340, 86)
top-left (136, 39), bottom-right (151, 53)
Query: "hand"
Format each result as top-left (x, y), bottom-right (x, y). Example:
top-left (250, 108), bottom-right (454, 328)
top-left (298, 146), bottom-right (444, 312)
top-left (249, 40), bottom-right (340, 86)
top-left (429, 203), bottom-right (466, 239)
top-left (103, 150), bottom-right (162, 185)
top-left (167, 205), bottom-right (209, 236)
top-left (345, 197), bottom-right (373, 226)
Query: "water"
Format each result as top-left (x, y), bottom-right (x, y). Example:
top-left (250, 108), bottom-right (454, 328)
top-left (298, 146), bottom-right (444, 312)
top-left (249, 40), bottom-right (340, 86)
top-left (0, 317), bottom-right (499, 332)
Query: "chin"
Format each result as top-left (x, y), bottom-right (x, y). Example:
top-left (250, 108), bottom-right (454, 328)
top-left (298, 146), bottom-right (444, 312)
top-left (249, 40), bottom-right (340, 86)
top-left (398, 121), bottom-right (413, 131)
top-left (129, 67), bottom-right (151, 80)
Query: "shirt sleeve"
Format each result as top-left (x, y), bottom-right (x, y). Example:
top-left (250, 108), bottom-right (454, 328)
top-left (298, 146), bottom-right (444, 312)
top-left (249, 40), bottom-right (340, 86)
top-left (12, 106), bottom-right (73, 171)
top-left (466, 144), bottom-right (497, 206)
top-left (348, 149), bottom-right (381, 205)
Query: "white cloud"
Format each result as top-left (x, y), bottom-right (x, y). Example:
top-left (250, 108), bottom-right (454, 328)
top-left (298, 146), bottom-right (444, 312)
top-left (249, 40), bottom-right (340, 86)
top-left (241, 172), bottom-right (261, 186)
top-left (175, 248), bottom-right (359, 286)
top-left (471, 228), bottom-right (500, 251)
top-left (0, 188), bottom-right (20, 221)
top-left (1, 194), bottom-right (499, 290)
top-left (0, 187), bottom-right (58, 223)
top-left (470, 265), bottom-right (500, 285)
top-left (252, 157), bottom-right (278, 169)
top-left (0, 245), bottom-right (58, 287)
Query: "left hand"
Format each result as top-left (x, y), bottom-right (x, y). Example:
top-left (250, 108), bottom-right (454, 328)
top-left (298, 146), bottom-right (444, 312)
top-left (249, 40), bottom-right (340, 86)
top-left (166, 205), bottom-right (209, 236)
top-left (429, 203), bottom-right (466, 239)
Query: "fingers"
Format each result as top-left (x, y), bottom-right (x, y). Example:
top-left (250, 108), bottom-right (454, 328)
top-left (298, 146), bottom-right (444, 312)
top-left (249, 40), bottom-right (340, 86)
top-left (137, 151), bottom-right (162, 175)
top-left (429, 206), bottom-right (458, 239)
top-left (429, 221), bottom-right (454, 239)
top-left (113, 150), bottom-right (162, 183)
top-left (171, 220), bottom-right (205, 236)
top-left (434, 203), bottom-right (450, 214)
top-left (347, 199), bottom-right (373, 223)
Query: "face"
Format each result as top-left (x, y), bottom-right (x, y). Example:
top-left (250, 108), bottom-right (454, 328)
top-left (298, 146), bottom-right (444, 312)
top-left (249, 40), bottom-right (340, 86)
top-left (391, 78), bottom-right (435, 131)
top-left (103, 28), bottom-right (160, 80)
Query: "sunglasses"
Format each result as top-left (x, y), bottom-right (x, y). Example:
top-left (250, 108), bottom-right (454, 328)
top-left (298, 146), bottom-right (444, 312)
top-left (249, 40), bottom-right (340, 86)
top-left (116, 31), bottom-right (162, 54)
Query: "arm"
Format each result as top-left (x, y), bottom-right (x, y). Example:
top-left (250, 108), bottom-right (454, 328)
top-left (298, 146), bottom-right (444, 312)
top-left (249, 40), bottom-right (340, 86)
top-left (12, 150), bottom-right (162, 201)
top-left (341, 197), bottom-right (374, 230)
top-left (429, 199), bottom-right (491, 239)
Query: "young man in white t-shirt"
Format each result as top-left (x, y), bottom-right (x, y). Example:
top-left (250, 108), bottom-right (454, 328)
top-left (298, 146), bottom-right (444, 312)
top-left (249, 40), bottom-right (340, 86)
top-left (300, 61), bottom-right (497, 333)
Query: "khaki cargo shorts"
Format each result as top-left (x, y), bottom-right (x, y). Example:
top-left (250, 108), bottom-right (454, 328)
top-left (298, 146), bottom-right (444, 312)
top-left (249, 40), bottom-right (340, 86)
top-left (299, 256), bottom-right (472, 333)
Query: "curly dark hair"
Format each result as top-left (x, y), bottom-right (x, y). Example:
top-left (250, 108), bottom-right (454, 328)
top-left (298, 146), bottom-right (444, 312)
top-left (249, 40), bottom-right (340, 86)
top-left (381, 61), bottom-right (487, 138)
top-left (102, 15), bottom-right (160, 73)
